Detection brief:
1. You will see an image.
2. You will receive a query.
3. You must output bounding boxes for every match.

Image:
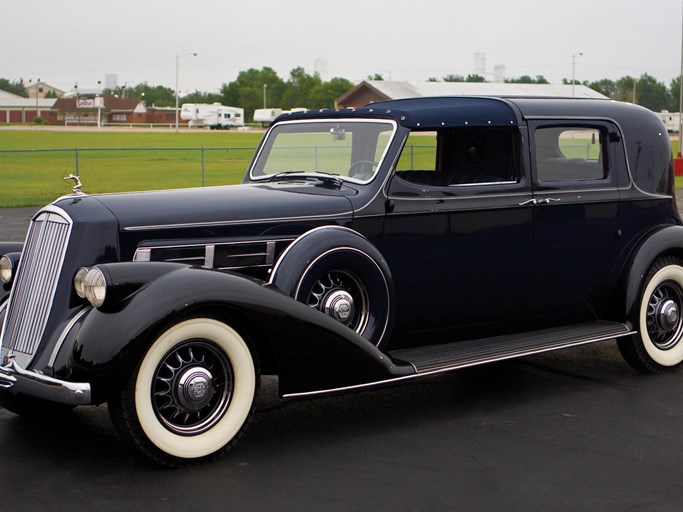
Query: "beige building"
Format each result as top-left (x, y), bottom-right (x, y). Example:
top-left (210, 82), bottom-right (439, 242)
top-left (25, 81), bottom-right (64, 99)
top-left (336, 80), bottom-right (607, 108)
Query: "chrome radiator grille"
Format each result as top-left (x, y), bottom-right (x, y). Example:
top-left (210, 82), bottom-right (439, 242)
top-left (1, 208), bottom-right (72, 359)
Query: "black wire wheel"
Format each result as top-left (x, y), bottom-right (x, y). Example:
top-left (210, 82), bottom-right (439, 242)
top-left (110, 318), bottom-right (257, 467)
top-left (305, 269), bottom-right (370, 335)
top-left (293, 247), bottom-right (392, 346)
top-left (618, 257), bottom-right (683, 373)
top-left (152, 340), bottom-right (234, 436)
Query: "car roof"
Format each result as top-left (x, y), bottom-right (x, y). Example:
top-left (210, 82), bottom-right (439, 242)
top-left (279, 96), bottom-right (655, 130)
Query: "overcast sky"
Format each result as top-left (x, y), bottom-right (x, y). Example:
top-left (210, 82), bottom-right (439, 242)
top-left (3, 0), bottom-right (682, 93)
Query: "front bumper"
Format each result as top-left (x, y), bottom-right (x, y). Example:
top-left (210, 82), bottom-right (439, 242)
top-left (0, 358), bottom-right (91, 406)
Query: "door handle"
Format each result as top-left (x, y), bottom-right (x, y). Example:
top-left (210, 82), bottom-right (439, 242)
top-left (539, 198), bottom-right (561, 205)
top-left (518, 199), bottom-right (537, 206)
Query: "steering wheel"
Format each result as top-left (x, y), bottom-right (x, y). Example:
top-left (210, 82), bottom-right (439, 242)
top-left (348, 160), bottom-right (379, 180)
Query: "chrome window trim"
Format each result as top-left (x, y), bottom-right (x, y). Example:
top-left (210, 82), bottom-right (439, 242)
top-left (387, 191), bottom-right (530, 202)
top-left (248, 118), bottom-right (399, 185)
top-left (527, 115), bottom-right (671, 199)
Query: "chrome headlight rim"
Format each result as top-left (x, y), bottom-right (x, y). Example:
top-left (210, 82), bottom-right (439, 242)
top-left (75, 266), bottom-right (108, 308)
top-left (73, 267), bottom-right (89, 298)
top-left (0, 253), bottom-right (20, 285)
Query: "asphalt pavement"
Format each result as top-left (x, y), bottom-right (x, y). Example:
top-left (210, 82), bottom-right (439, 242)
top-left (2, 197), bottom-right (683, 511)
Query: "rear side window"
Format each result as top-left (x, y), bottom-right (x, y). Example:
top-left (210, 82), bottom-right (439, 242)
top-left (535, 127), bottom-right (605, 183)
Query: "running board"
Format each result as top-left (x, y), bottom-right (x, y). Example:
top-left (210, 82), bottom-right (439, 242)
top-left (390, 321), bottom-right (634, 374)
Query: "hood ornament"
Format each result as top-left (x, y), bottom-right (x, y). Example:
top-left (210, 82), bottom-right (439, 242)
top-left (64, 174), bottom-right (83, 195)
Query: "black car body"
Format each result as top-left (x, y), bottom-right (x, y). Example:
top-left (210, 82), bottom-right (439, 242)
top-left (1, 96), bottom-right (682, 466)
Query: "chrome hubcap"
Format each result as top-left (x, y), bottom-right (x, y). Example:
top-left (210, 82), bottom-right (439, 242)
top-left (646, 282), bottom-right (683, 350)
top-left (152, 340), bottom-right (233, 435)
top-left (658, 299), bottom-right (680, 331)
top-left (324, 290), bottom-right (355, 323)
top-left (307, 270), bottom-right (369, 334)
top-left (176, 367), bottom-right (215, 411)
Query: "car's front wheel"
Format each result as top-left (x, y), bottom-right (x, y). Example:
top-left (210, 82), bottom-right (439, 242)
top-left (618, 256), bottom-right (683, 373)
top-left (110, 317), bottom-right (257, 467)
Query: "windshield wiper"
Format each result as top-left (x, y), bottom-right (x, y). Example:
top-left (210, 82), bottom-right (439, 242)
top-left (265, 171), bottom-right (343, 187)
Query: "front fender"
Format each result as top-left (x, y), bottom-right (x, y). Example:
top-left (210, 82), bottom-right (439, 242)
top-left (56, 263), bottom-right (412, 403)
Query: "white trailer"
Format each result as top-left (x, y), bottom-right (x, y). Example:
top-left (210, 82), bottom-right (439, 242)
top-left (253, 107), bottom-right (308, 127)
top-left (657, 111), bottom-right (681, 133)
top-left (253, 108), bottom-right (283, 127)
top-left (180, 103), bottom-right (245, 129)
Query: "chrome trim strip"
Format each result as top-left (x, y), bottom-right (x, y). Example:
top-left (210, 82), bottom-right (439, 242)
top-left (388, 191), bottom-right (530, 202)
top-left (47, 307), bottom-right (91, 367)
top-left (282, 330), bottom-right (635, 398)
top-left (123, 212), bottom-right (352, 232)
top-left (204, 244), bottom-right (215, 268)
top-left (268, 226), bottom-right (367, 285)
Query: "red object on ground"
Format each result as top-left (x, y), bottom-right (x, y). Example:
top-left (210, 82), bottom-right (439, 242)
top-left (675, 157), bottom-right (683, 176)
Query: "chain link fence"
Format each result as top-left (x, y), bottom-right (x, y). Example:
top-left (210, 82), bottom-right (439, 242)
top-left (0, 147), bottom-right (258, 207)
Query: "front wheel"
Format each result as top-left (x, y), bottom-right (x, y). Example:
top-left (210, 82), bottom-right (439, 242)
top-left (109, 318), bottom-right (257, 467)
top-left (618, 257), bottom-right (683, 373)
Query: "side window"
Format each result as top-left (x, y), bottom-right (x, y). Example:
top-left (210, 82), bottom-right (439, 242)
top-left (396, 127), bottom-right (519, 187)
top-left (535, 126), bottom-right (606, 183)
top-left (396, 132), bottom-right (438, 171)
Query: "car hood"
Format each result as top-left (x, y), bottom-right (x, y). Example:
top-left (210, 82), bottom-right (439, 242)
top-left (87, 183), bottom-right (354, 231)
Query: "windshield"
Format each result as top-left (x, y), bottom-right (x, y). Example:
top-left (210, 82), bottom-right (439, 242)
top-left (250, 119), bottom-right (396, 183)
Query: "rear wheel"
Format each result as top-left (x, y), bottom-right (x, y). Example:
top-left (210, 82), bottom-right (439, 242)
top-left (110, 318), bottom-right (257, 467)
top-left (618, 257), bottom-right (683, 373)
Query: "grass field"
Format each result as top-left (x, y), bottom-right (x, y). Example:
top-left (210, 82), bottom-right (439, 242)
top-left (0, 129), bottom-right (681, 207)
top-left (0, 130), bottom-right (265, 206)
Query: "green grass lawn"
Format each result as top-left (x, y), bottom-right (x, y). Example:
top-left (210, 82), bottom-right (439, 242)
top-left (0, 130), bottom-right (264, 206)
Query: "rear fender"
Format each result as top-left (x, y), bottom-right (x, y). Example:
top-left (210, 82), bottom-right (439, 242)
top-left (622, 225), bottom-right (683, 324)
top-left (57, 263), bottom-right (411, 402)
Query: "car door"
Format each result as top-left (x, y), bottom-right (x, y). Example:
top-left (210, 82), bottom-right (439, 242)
top-left (528, 120), bottom-right (623, 321)
top-left (382, 127), bottom-right (534, 347)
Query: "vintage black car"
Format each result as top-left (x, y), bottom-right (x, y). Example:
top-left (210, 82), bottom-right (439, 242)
top-left (1, 96), bottom-right (682, 466)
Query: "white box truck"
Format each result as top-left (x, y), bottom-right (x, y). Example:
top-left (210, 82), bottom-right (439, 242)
top-left (181, 103), bottom-right (245, 129)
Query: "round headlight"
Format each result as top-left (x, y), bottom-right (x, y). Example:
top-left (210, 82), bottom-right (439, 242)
top-left (0, 255), bottom-right (13, 284)
top-left (83, 267), bottom-right (107, 307)
top-left (74, 267), bottom-right (89, 298)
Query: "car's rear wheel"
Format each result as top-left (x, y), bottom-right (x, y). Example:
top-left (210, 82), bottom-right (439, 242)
top-left (618, 256), bottom-right (683, 373)
top-left (110, 318), bottom-right (257, 467)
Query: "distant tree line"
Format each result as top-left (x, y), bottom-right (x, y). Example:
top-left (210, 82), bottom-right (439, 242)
top-left (425, 72), bottom-right (682, 113)
top-left (104, 67), bottom-right (353, 122)
top-left (3, 68), bottom-right (682, 120)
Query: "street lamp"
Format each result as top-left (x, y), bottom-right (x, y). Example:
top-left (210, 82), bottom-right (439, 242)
top-left (175, 52), bottom-right (197, 132)
top-left (679, 1), bottom-right (683, 152)
top-left (571, 52), bottom-right (583, 97)
top-left (263, 83), bottom-right (268, 109)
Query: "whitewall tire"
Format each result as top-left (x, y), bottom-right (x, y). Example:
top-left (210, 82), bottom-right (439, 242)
top-left (618, 257), bottom-right (683, 373)
top-left (110, 318), bottom-right (257, 467)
